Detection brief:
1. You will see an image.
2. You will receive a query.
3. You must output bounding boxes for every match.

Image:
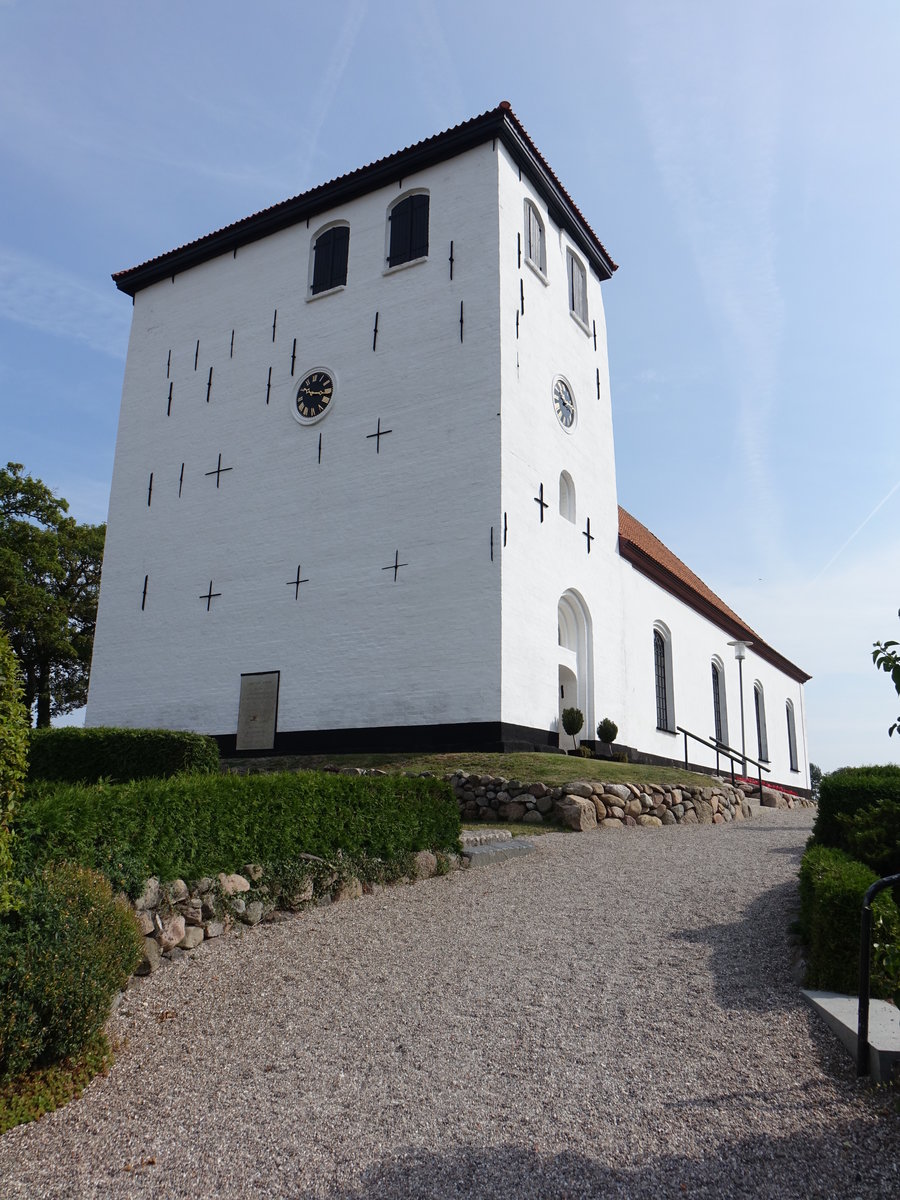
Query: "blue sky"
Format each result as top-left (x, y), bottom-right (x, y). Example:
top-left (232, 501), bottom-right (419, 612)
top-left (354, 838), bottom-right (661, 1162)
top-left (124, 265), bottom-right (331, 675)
top-left (1, 1), bottom-right (898, 771)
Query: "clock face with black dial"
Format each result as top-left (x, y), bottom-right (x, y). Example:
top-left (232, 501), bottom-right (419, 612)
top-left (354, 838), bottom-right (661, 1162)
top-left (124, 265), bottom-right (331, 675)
top-left (553, 378), bottom-right (576, 430)
top-left (293, 369), bottom-right (334, 424)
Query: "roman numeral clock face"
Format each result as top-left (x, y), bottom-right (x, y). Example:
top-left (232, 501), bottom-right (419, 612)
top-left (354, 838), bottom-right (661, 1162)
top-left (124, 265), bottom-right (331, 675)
top-left (553, 378), bottom-right (576, 430)
top-left (292, 369), bottom-right (334, 424)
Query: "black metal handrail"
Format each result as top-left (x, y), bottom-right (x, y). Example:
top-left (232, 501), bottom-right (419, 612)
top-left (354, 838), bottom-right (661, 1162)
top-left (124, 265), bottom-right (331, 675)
top-left (857, 872), bottom-right (900, 1077)
top-left (675, 725), bottom-right (771, 796)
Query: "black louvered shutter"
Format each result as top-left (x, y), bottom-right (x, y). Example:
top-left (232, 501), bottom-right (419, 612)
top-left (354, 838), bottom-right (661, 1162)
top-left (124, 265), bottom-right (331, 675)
top-left (331, 225), bottom-right (349, 287)
top-left (410, 194), bottom-right (429, 260)
top-left (389, 198), bottom-right (412, 266)
top-left (312, 230), bottom-right (334, 294)
top-left (312, 226), bottom-right (350, 294)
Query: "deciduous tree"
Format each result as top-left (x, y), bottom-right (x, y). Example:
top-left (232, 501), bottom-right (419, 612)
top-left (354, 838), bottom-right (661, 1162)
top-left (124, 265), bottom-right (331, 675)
top-left (0, 463), bottom-right (105, 726)
top-left (872, 610), bottom-right (900, 737)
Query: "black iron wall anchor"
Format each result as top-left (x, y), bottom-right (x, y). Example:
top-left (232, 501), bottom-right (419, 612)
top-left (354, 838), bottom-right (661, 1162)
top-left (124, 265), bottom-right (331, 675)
top-left (857, 872), bottom-right (900, 1076)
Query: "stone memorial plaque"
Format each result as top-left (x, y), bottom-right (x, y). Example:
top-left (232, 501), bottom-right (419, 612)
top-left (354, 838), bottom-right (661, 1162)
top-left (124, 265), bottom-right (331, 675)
top-left (236, 671), bottom-right (279, 751)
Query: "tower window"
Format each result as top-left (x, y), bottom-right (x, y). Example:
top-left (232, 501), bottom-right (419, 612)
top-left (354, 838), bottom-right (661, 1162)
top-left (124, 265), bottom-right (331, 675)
top-left (311, 224), bottom-right (350, 295)
top-left (559, 471), bottom-right (576, 523)
top-left (567, 249), bottom-right (588, 325)
top-left (524, 201), bottom-right (546, 275)
top-left (388, 193), bottom-right (429, 267)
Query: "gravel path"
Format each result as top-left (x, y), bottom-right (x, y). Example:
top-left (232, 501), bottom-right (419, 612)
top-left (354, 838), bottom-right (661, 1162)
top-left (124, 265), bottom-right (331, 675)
top-left (1, 807), bottom-right (897, 1199)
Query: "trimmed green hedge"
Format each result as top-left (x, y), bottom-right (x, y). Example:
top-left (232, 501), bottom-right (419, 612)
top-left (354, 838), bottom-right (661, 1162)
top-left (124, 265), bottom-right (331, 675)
top-left (16, 771), bottom-right (461, 896)
top-left (0, 863), bottom-right (143, 1082)
top-left (27, 727), bottom-right (220, 784)
top-left (798, 843), bottom-right (900, 1000)
top-left (0, 632), bottom-right (29, 915)
top-left (815, 765), bottom-right (900, 850)
top-left (838, 799), bottom-right (900, 881)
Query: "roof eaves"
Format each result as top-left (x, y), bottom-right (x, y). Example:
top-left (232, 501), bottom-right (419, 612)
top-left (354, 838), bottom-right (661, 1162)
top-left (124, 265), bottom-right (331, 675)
top-left (618, 527), bottom-right (811, 685)
top-left (495, 106), bottom-right (617, 281)
top-left (112, 102), bottom-right (617, 296)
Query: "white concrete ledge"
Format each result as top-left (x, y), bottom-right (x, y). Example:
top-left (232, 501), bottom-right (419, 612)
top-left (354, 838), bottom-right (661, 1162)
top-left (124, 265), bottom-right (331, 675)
top-left (801, 989), bottom-right (900, 1083)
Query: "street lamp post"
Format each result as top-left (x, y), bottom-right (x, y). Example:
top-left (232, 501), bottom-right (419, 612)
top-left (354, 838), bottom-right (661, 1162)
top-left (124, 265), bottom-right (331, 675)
top-left (728, 639), bottom-right (753, 776)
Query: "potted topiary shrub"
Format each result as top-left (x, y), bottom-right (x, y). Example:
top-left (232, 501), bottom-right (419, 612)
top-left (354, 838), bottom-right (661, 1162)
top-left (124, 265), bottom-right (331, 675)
top-left (596, 717), bottom-right (618, 760)
top-left (561, 706), bottom-right (584, 753)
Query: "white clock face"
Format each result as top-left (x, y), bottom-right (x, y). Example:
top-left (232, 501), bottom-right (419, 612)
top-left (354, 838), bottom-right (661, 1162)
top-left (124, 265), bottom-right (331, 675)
top-left (553, 378), bottom-right (576, 430)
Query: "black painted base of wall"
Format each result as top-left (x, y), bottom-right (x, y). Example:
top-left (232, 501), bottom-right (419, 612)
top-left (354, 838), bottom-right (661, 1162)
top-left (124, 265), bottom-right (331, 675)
top-left (215, 720), bottom-right (563, 759)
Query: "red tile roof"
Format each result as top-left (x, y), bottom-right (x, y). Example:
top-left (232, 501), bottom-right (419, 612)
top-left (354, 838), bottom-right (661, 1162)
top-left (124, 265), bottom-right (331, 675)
top-left (113, 102), bottom-right (618, 296)
top-left (618, 507), bottom-right (810, 683)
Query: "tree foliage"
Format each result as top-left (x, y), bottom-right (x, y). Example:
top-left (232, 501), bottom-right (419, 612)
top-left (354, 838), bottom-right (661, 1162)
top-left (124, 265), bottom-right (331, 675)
top-left (808, 762), bottom-right (823, 803)
top-left (561, 706), bottom-right (584, 750)
top-left (0, 629), bottom-right (28, 913)
top-left (0, 463), bottom-right (105, 727)
top-left (872, 609), bottom-right (900, 737)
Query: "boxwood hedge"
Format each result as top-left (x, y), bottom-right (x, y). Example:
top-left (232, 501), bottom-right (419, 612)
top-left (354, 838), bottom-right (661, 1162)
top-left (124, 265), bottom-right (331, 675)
top-left (814, 765), bottom-right (900, 851)
top-left (798, 843), bottom-right (900, 1000)
top-left (16, 771), bottom-right (461, 896)
top-left (27, 726), bottom-right (220, 784)
top-left (0, 863), bottom-right (143, 1082)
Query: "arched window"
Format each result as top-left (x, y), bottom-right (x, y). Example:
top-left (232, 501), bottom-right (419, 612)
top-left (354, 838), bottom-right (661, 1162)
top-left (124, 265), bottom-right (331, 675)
top-left (387, 192), bottom-right (429, 267)
top-left (754, 682), bottom-right (769, 762)
top-left (524, 200), bottom-right (546, 274)
top-left (310, 222), bottom-right (350, 295)
top-left (711, 658), bottom-right (728, 746)
top-left (653, 625), bottom-right (674, 732)
top-left (786, 700), bottom-right (799, 771)
top-left (559, 471), bottom-right (576, 523)
top-left (567, 248), bottom-right (588, 325)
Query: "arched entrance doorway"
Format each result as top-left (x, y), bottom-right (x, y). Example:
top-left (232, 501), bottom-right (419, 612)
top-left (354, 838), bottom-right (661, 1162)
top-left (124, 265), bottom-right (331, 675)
top-left (557, 589), bottom-right (594, 747)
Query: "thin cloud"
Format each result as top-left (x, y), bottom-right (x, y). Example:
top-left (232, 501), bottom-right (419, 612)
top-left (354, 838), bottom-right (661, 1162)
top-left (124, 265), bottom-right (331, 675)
top-left (0, 247), bottom-right (129, 359)
top-left (724, 537), bottom-right (900, 770)
top-left (813, 477), bottom-right (900, 581)
top-left (405, 1), bottom-right (465, 129)
top-left (624, 5), bottom-right (786, 564)
top-left (294, 0), bottom-right (368, 187)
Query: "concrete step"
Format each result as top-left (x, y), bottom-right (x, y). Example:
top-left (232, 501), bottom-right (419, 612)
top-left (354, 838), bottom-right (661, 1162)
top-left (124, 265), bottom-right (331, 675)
top-left (462, 839), bottom-right (535, 869)
top-left (460, 829), bottom-right (514, 847)
top-left (801, 989), bottom-right (900, 1083)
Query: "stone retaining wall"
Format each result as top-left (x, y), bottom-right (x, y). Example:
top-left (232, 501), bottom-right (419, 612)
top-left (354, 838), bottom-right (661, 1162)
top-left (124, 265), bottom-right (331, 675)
top-left (126, 770), bottom-right (812, 976)
top-left (128, 850), bottom-right (450, 977)
top-left (451, 772), bottom-right (761, 830)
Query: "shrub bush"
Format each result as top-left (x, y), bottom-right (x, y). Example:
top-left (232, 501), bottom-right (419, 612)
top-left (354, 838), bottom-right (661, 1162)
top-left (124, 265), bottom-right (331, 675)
top-left (561, 707), bottom-right (584, 752)
top-left (0, 863), bottom-right (143, 1082)
top-left (0, 631), bottom-right (28, 915)
top-left (15, 771), bottom-right (461, 896)
top-left (27, 726), bottom-right (220, 784)
top-left (837, 798), bottom-right (900, 881)
top-left (597, 717), bottom-right (618, 743)
top-left (798, 843), bottom-right (900, 1000)
top-left (814, 765), bottom-right (900, 850)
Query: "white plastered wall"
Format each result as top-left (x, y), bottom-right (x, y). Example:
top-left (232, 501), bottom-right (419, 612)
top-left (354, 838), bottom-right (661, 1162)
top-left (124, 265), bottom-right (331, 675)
top-left (618, 559), bottom-right (810, 789)
top-left (496, 144), bottom-right (625, 741)
top-left (88, 144), bottom-right (505, 736)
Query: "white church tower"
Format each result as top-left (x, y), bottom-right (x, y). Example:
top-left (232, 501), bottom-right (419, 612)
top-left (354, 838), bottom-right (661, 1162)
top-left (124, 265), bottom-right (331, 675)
top-left (87, 103), bottom-right (810, 789)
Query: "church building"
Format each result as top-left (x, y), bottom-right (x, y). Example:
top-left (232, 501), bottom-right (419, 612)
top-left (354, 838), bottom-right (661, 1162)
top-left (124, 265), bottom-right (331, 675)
top-left (86, 103), bottom-right (811, 790)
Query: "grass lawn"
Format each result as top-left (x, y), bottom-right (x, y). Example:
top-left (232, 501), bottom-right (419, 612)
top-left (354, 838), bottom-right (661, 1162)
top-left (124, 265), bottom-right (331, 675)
top-left (224, 750), bottom-right (715, 789)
